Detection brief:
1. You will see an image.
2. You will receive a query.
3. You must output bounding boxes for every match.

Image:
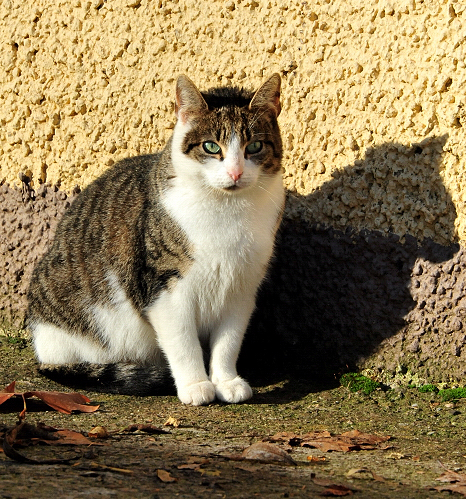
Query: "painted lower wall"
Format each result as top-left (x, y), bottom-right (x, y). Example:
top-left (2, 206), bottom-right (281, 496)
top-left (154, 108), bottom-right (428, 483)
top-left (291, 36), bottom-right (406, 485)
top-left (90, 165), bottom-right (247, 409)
top-left (1, 0), bottom-right (466, 382)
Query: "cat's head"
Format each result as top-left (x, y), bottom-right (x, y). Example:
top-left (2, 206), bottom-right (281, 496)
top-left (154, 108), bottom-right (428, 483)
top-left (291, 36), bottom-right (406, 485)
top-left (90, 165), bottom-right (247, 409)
top-left (171, 74), bottom-right (283, 193)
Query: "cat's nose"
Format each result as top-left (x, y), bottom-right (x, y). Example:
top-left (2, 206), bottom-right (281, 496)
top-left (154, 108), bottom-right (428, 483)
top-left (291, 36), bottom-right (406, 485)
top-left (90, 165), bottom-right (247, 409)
top-left (228, 171), bottom-right (243, 182)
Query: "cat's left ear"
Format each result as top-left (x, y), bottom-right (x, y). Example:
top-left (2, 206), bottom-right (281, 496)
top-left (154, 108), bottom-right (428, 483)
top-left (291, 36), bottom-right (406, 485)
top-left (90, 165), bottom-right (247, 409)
top-left (175, 75), bottom-right (209, 124)
top-left (249, 73), bottom-right (281, 117)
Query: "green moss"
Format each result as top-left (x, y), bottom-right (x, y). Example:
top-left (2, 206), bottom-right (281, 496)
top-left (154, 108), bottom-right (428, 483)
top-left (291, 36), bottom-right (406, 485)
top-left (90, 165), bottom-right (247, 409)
top-left (340, 373), bottom-right (381, 395)
top-left (0, 329), bottom-right (29, 350)
top-left (418, 384), bottom-right (439, 394)
top-left (439, 387), bottom-right (466, 401)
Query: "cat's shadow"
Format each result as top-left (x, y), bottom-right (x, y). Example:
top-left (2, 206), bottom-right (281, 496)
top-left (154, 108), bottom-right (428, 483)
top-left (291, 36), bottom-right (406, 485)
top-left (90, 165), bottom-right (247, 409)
top-left (241, 134), bottom-right (459, 403)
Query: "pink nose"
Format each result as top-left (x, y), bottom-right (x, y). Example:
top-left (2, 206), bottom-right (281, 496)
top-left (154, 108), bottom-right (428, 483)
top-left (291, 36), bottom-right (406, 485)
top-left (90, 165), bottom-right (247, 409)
top-left (228, 171), bottom-right (242, 182)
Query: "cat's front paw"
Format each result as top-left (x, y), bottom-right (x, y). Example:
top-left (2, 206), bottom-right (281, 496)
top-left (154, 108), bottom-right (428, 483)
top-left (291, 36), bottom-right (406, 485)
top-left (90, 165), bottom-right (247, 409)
top-left (214, 376), bottom-right (253, 404)
top-left (177, 380), bottom-right (216, 406)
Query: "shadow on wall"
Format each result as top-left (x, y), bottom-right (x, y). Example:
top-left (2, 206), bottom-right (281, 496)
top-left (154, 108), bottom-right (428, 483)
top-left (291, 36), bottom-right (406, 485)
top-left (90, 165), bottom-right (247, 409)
top-left (242, 134), bottom-right (460, 387)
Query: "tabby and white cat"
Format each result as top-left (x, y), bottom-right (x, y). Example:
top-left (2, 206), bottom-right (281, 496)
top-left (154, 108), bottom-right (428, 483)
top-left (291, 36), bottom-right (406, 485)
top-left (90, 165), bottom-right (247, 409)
top-left (27, 74), bottom-right (284, 406)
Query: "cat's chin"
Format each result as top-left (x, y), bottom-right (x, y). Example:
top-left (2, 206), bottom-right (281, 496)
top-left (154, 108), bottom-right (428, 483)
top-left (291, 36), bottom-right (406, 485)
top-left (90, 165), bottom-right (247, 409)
top-left (224, 185), bottom-right (242, 192)
top-left (221, 183), bottom-right (253, 193)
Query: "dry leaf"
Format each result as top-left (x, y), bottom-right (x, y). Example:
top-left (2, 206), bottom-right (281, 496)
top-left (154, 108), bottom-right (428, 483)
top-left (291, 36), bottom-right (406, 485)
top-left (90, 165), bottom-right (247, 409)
top-left (88, 426), bottom-right (109, 439)
top-left (345, 468), bottom-right (381, 480)
top-left (177, 463), bottom-right (202, 470)
top-left (45, 429), bottom-right (95, 446)
top-left (434, 470), bottom-right (466, 496)
top-left (122, 424), bottom-right (169, 435)
top-left (241, 442), bottom-right (297, 466)
top-left (312, 478), bottom-right (355, 496)
top-left (156, 469), bottom-right (177, 483)
top-left (320, 484), bottom-right (354, 496)
top-left (307, 455), bottom-right (327, 463)
top-left (0, 381), bottom-right (16, 405)
top-left (0, 381), bottom-right (99, 414)
top-left (198, 468), bottom-right (221, 477)
top-left (2, 418), bottom-right (85, 464)
top-left (269, 429), bottom-right (390, 453)
top-left (164, 416), bottom-right (181, 427)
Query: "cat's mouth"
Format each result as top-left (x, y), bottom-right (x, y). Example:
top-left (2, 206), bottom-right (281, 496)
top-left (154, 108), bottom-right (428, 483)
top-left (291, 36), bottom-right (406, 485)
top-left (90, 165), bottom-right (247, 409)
top-left (224, 185), bottom-right (241, 192)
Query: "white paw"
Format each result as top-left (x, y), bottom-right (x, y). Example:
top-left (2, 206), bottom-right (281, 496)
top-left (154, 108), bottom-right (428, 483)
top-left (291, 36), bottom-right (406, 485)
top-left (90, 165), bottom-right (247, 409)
top-left (177, 380), bottom-right (216, 406)
top-left (214, 376), bottom-right (253, 404)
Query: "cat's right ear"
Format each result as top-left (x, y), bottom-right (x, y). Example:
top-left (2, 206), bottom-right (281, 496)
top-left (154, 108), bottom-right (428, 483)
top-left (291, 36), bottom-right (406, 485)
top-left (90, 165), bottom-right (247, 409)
top-left (175, 75), bottom-right (208, 124)
top-left (249, 73), bottom-right (281, 117)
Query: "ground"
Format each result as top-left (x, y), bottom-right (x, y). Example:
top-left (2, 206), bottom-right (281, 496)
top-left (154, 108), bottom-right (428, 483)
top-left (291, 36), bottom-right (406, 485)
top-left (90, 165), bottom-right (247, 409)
top-left (1, 333), bottom-right (465, 498)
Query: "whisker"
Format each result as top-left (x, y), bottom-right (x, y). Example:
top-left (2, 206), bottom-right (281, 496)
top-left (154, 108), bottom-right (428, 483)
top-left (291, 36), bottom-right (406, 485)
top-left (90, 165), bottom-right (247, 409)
top-left (256, 181), bottom-right (282, 212)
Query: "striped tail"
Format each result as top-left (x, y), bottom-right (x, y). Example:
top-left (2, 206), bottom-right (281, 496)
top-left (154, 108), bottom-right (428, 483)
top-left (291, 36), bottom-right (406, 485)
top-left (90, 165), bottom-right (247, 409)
top-left (38, 363), bottom-right (175, 396)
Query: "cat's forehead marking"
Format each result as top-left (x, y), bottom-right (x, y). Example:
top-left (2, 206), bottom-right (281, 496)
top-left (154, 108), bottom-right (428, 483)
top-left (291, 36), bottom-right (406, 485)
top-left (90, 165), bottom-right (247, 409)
top-left (209, 107), bottom-right (253, 145)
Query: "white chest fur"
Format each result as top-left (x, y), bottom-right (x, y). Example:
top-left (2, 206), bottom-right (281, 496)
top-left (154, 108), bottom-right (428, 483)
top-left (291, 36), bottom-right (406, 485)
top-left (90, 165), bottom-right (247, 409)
top-left (161, 171), bottom-right (283, 327)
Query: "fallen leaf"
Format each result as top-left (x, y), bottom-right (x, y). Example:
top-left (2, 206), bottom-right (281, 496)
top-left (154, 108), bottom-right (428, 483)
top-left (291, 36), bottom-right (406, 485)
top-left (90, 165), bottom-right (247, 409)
top-left (0, 381), bottom-right (16, 405)
top-left (177, 456), bottom-right (210, 470)
top-left (312, 478), bottom-right (355, 496)
top-left (8, 421), bottom-right (59, 442)
top-left (386, 452), bottom-right (406, 460)
top-left (0, 382), bottom-right (99, 414)
top-left (177, 463), bottom-right (202, 470)
top-left (320, 484), bottom-right (354, 496)
top-left (307, 455), bottom-right (327, 463)
top-left (45, 429), bottom-right (95, 446)
top-left (2, 418), bottom-right (83, 464)
top-left (436, 470), bottom-right (466, 483)
top-left (164, 416), bottom-right (181, 427)
top-left (122, 424), bottom-right (169, 435)
top-left (24, 390), bottom-right (99, 414)
top-left (269, 429), bottom-right (390, 453)
top-left (434, 470), bottom-right (466, 495)
top-left (345, 468), bottom-right (382, 481)
top-left (88, 426), bottom-right (109, 439)
top-left (197, 468), bottom-right (221, 477)
top-left (156, 469), bottom-right (177, 483)
top-left (241, 442), bottom-right (297, 466)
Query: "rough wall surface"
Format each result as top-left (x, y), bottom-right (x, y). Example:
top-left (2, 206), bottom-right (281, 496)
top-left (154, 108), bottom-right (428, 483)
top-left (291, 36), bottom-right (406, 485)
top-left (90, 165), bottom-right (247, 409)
top-left (1, 0), bottom-right (466, 383)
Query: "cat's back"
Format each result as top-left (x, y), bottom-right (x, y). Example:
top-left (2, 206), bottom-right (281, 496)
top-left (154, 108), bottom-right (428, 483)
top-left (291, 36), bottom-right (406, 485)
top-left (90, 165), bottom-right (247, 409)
top-left (27, 151), bottom-right (181, 319)
top-left (60, 153), bottom-right (161, 231)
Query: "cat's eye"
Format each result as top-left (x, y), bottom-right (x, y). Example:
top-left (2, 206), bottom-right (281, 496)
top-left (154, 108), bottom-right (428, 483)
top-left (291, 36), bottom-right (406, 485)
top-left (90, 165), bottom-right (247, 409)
top-left (245, 141), bottom-right (263, 155)
top-left (202, 141), bottom-right (221, 154)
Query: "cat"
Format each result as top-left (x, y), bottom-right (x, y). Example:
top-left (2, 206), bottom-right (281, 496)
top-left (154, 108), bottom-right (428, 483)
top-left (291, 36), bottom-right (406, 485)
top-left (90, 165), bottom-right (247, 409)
top-left (26, 73), bottom-right (284, 406)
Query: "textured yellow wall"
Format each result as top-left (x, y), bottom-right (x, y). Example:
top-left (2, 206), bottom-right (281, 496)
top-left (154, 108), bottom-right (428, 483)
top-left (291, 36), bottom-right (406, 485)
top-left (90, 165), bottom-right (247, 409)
top-left (1, 0), bottom-right (465, 243)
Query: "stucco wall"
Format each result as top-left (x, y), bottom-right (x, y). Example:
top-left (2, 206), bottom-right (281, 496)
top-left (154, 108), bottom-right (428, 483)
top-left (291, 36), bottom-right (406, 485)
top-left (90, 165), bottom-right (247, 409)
top-left (1, 0), bottom-right (466, 383)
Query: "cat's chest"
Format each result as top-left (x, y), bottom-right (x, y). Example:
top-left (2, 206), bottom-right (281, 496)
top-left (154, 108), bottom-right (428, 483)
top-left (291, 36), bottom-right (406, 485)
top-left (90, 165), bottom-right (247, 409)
top-left (162, 184), bottom-right (279, 266)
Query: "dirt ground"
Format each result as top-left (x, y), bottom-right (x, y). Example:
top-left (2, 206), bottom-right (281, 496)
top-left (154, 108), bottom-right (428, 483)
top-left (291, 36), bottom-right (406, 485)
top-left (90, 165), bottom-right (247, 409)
top-left (1, 333), bottom-right (465, 499)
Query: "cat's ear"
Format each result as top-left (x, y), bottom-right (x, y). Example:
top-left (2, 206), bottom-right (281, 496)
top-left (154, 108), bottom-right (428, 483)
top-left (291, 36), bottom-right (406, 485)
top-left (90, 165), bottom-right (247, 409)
top-left (175, 75), bottom-right (208, 124)
top-left (249, 73), bottom-right (281, 117)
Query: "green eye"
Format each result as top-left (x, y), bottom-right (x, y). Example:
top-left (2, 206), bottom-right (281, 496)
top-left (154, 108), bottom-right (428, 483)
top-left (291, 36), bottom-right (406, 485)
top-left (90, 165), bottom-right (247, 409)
top-left (245, 141), bottom-right (263, 155)
top-left (202, 141), bottom-right (221, 154)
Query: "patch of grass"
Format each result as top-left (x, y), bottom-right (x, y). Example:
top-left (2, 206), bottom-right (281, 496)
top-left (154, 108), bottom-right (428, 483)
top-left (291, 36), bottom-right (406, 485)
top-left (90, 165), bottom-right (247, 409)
top-left (0, 329), bottom-right (29, 350)
top-left (418, 384), bottom-right (439, 394)
top-left (340, 373), bottom-right (381, 395)
top-left (439, 387), bottom-right (466, 401)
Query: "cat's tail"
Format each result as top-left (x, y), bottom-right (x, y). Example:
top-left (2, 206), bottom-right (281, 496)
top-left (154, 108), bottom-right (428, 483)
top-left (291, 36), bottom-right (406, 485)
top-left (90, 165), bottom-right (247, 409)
top-left (38, 363), bottom-right (175, 396)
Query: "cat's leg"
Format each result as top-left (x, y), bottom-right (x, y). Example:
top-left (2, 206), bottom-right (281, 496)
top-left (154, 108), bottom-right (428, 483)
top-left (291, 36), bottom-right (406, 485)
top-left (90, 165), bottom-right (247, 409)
top-left (145, 292), bottom-right (215, 406)
top-left (209, 298), bottom-right (255, 404)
